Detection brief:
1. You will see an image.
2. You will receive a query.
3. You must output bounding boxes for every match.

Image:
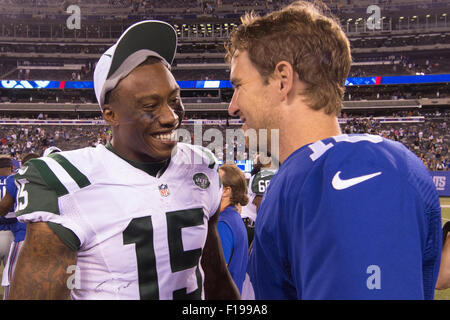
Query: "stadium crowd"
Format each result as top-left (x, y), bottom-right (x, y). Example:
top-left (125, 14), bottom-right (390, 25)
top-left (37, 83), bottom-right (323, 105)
top-left (0, 112), bottom-right (447, 171)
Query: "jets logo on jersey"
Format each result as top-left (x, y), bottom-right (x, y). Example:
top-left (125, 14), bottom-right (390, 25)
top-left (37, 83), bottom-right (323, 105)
top-left (158, 184), bottom-right (170, 197)
top-left (193, 173), bottom-right (210, 190)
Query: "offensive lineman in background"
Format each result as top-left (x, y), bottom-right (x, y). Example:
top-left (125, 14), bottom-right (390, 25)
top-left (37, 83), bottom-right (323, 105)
top-left (241, 152), bottom-right (276, 245)
top-left (8, 20), bottom-right (239, 300)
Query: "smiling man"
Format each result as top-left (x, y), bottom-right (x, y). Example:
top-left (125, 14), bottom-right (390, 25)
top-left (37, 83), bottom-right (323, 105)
top-left (226, 1), bottom-right (442, 299)
top-left (8, 20), bottom-right (239, 300)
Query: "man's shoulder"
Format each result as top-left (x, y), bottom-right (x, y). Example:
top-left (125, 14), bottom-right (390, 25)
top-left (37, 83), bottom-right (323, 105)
top-left (173, 143), bottom-right (219, 172)
top-left (15, 146), bottom-right (99, 197)
top-left (251, 169), bottom-right (277, 195)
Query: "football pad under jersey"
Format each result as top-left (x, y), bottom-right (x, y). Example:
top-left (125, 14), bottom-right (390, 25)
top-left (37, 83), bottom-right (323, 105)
top-left (14, 143), bottom-right (222, 300)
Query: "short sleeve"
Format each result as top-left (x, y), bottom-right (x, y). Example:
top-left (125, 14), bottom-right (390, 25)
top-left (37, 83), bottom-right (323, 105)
top-left (14, 158), bottom-right (81, 251)
top-left (217, 221), bottom-right (234, 264)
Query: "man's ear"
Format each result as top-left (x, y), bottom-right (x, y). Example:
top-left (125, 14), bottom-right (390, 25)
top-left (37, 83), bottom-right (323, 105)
top-left (274, 60), bottom-right (295, 101)
top-left (102, 105), bottom-right (119, 126)
top-left (222, 186), bottom-right (232, 198)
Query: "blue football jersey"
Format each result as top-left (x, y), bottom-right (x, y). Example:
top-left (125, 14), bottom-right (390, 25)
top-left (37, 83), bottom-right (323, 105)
top-left (0, 174), bottom-right (26, 242)
top-left (248, 134), bottom-right (442, 300)
top-left (0, 174), bottom-right (17, 224)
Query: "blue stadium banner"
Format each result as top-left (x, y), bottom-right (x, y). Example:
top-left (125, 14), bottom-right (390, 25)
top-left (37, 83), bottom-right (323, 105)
top-left (381, 74), bottom-right (450, 85)
top-left (345, 77), bottom-right (377, 86)
top-left (430, 171), bottom-right (450, 197)
top-left (1, 74), bottom-right (450, 90)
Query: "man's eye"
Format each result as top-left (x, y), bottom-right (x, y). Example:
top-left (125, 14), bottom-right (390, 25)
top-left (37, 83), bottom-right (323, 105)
top-left (170, 98), bottom-right (181, 106)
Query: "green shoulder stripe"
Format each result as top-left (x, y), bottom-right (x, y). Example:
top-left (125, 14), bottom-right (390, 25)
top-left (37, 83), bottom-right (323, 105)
top-left (14, 160), bottom-right (60, 216)
top-left (48, 153), bottom-right (91, 189)
top-left (29, 159), bottom-right (69, 197)
top-left (47, 222), bottom-right (81, 251)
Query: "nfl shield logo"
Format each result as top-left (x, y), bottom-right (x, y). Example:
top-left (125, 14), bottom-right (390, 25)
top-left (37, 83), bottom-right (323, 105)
top-left (158, 184), bottom-right (170, 197)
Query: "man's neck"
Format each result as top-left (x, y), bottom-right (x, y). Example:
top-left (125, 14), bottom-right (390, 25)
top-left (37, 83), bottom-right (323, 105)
top-left (105, 142), bottom-right (170, 177)
top-left (278, 108), bottom-right (342, 164)
top-left (219, 200), bottom-right (231, 213)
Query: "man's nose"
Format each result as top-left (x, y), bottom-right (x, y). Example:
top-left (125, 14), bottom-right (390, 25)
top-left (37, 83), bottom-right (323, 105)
top-left (159, 104), bottom-right (179, 127)
top-left (228, 90), bottom-right (240, 117)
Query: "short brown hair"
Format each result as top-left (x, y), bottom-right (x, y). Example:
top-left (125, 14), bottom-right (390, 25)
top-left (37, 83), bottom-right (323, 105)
top-left (225, 0), bottom-right (352, 115)
top-left (0, 155), bottom-right (12, 169)
top-left (219, 164), bottom-right (249, 207)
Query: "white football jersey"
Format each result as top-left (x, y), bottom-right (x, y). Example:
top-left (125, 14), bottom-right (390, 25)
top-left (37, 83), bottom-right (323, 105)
top-left (14, 143), bottom-right (221, 300)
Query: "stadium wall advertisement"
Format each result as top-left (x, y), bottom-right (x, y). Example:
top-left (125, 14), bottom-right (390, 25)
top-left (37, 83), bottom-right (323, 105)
top-left (431, 171), bottom-right (450, 197)
top-left (2, 73), bottom-right (450, 90)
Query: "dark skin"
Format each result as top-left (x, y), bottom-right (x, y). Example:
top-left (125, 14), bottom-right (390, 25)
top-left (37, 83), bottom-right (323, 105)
top-left (8, 222), bottom-right (76, 299)
top-left (0, 166), bottom-right (14, 217)
top-left (0, 192), bottom-right (14, 217)
top-left (9, 60), bottom-right (239, 300)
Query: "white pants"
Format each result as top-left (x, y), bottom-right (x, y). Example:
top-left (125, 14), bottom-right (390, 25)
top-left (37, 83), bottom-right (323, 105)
top-left (2, 240), bottom-right (24, 300)
top-left (241, 273), bottom-right (255, 300)
top-left (0, 231), bottom-right (14, 267)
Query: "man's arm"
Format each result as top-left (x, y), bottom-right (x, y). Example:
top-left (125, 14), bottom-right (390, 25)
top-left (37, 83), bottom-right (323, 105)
top-left (8, 222), bottom-right (77, 300)
top-left (0, 191), bottom-right (15, 216)
top-left (252, 195), bottom-right (262, 211)
top-left (201, 208), bottom-right (240, 300)
top-left (437, 234), bottom-right (450, 289)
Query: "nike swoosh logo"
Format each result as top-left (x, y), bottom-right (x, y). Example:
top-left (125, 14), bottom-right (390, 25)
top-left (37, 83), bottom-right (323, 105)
top-left (332, 171), bottom-right (382, 190)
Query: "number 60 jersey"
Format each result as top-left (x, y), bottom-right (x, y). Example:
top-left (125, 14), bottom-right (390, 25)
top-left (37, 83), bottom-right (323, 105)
top-left (14, 143), bottom-right (222, 300)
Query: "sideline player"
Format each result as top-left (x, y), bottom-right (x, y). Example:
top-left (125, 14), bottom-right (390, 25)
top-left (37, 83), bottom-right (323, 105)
top-left (226, 1), bottom-right (442, 299)
top-left (0, 156), bottom-right (14, 287)
top-left (0, 153), bottom-right (40, 299)
top-left (8, 20), bottom-right (239, 300)
top-left (241, 153), bottom-right (276, 245)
